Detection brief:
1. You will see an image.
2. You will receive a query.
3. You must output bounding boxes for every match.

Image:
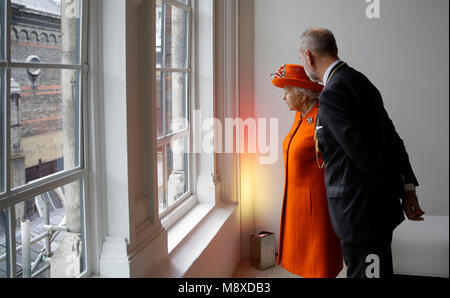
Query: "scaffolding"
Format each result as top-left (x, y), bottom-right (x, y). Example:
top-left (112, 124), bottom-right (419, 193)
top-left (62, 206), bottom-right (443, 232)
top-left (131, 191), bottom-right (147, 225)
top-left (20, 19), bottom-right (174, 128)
top-left (0, 195), bottom-right (67, 278)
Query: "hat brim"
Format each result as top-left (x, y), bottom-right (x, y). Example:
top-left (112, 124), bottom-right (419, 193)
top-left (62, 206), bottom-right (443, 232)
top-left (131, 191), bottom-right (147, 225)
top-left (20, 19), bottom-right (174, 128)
top-left (272, 78), bottom-right (323, 92)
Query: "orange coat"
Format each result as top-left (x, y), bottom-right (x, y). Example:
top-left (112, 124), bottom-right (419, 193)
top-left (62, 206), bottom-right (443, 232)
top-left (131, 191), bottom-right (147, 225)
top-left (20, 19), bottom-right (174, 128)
top-left (277, 103), bottom-right (343, 278)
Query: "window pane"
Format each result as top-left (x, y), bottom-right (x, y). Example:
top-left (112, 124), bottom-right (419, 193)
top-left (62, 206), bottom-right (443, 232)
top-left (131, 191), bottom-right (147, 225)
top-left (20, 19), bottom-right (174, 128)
top-left (0, 0), bottom-right (5, 61)
top-left (164, 3), bottom-right (188, 69)
top-left (165, 72), bottom-right (188, 135)
top-left (12, 180), bottom-right (86, 278)
top-left (0, 68), bottom-right (5, 193)
top-left (156, 71), bottom-right (163, 138)
top-left (0, 209), bottom-right (7, 277)
top-left (11, 0), bottom-right (82, 65)
top-left (166, 136), bottom-right (189, 207)
top-left (10, 68), bottom-right (81, 189)
top-left (155, 0), bottom-right (163, 69)
top-left (157, 146), bottom-right (165, 213)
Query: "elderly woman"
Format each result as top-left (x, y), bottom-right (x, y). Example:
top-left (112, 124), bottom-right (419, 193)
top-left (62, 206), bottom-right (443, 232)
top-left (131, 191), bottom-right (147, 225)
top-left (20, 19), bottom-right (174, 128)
top-left (272, 64), bottom-right (343, 278)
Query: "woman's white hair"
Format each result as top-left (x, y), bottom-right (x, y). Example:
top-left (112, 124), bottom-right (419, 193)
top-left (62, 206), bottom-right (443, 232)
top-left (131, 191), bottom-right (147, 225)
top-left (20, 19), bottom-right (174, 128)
top-left (285, 86), bottom-right (321, 100)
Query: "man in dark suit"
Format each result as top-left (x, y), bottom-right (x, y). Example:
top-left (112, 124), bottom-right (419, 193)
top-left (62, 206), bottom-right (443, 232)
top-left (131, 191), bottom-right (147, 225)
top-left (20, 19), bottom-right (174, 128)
top-left (297, 28), bottom-right (425, 278)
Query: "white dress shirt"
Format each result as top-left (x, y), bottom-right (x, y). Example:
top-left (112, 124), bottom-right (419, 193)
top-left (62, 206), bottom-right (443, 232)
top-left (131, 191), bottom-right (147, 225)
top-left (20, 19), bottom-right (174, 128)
top-left (323, 60), bottom-right (342, 86)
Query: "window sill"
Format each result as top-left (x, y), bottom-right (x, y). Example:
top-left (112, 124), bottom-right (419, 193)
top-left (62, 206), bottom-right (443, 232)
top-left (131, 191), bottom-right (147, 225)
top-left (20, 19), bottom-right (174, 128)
top-left (160, 195), bottom-right (198, 232)
top-left (166, 200), bottom-right (215, 253)
top-left (150, 201), bottom-right (238, 277)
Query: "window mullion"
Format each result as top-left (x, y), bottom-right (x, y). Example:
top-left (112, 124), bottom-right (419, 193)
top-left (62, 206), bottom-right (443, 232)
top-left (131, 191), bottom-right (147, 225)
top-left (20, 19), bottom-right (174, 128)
top-left (161, 1), bottom-right (167, 137)
top-left (5, 0), bottom-right (11, 195)
top-left (80, 0), bottom-right (89, 174)
top-left (163, 145), bottom-right (167, 211)
top-left (4, 62), bottom-right (83, 70)
top-left (162, 72), bottom-right (166, 137)
top-left (156, 67), bottom-right (190, 73)
top-left (6, 0), bottom-right (11, 62)
top-left (0, 168), bottom-right (87, 210)
top-left (5, 205), bottom-right (17, 278)
top-left (161, 1), bottom-right (166, 69)
top-left (5, 66), bottom-right (11, 194)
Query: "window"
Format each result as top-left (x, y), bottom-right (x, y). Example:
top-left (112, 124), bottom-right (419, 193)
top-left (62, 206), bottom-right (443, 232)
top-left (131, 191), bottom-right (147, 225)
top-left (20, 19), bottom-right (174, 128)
top-left (0, 0), bottom-right (89, 278)
top-left (156, 0), bottom-right (192, 217)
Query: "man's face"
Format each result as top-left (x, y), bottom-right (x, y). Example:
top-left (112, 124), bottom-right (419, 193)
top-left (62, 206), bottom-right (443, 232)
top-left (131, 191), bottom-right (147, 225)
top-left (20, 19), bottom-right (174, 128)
top-left (299, 50), bottom-right (321, 83)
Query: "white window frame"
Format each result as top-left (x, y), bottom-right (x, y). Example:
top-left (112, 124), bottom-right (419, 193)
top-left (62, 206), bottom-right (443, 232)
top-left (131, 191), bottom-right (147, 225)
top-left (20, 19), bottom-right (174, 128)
top-left (0, 0), bottom-right (91, 278)
top-left (156, 0), bottom-right (196, 222)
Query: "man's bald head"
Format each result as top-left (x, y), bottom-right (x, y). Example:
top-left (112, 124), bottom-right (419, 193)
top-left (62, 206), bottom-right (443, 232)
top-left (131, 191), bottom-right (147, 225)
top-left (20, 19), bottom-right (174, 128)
top-left (298, 28), bottom-right (339, 58)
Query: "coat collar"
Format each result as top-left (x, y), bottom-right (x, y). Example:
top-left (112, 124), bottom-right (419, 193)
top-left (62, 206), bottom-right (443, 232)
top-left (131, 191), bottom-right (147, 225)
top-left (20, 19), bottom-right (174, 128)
top-left (324, 61), bottom-right (348, 86)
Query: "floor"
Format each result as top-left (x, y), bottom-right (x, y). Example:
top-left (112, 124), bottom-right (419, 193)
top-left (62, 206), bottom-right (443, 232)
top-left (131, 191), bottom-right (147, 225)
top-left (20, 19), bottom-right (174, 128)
top-left (232, 257), bottom-right (347, 278)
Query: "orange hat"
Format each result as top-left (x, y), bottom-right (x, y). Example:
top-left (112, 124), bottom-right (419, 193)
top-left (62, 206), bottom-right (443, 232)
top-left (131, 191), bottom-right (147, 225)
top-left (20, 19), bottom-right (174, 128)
top-left (271, 64), bottom-right (323, 92)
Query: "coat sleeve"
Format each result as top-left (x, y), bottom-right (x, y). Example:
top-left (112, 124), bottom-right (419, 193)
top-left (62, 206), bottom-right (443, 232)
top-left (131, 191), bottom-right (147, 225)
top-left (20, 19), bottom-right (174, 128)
top-left (381, 108), bottom-right (419, 186)
top-left (319, 85), bottom-right (382, 175)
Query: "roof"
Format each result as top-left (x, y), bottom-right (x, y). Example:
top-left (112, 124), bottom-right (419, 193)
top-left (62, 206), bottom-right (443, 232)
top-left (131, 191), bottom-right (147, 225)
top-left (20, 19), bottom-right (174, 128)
top-left (12, 0), bottom-right (61, 16)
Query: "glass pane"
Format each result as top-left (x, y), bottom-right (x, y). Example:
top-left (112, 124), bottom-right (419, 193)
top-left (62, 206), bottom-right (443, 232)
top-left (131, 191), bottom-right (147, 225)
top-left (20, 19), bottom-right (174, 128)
top-left (166, 136), bottom-right (189, 207)
top-left (11, 0), bottom-right (82, 65)
top-left (0, 209), bottom-right (7, 278)
top-left (165, 72), bottom-right (188, 135)
top-left (10, 68), bottom-right (81, 189)
top-left (0, 0), bottom-right (5, 61)
top-left (164, 3), bottom-right (188, 69)
top-left (13, 180), bottom-right (85, 278)
top-left (157, 146), bottom-right (166, 214)
top-left (0, 68), bottom-right (5, 193)
top-left (156, 71), bottom-right (163, 138)
top-left (155, 0), bottom-right (163, 69)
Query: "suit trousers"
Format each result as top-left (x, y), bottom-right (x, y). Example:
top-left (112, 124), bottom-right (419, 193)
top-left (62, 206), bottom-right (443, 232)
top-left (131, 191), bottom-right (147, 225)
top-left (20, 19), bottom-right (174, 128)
top-left (341, 231), bottom-right (394, 278)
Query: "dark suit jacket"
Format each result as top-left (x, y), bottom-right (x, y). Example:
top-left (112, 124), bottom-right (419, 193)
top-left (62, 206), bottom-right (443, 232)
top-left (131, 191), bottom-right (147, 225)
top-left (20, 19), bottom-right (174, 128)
top-left (317, 62), bottom-right (419, 243)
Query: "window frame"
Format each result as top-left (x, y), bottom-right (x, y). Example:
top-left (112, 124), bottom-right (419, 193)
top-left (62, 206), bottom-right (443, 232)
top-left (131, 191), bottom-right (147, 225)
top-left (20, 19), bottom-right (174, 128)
top-left (0, 0), bottom-right (91, 278)
top-left (156, 0), bottom-right (195, 220)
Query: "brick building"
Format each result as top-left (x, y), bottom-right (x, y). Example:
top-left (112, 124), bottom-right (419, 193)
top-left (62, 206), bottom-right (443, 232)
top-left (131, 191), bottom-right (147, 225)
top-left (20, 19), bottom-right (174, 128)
top-left (11, 0), bottom-right (64, 221)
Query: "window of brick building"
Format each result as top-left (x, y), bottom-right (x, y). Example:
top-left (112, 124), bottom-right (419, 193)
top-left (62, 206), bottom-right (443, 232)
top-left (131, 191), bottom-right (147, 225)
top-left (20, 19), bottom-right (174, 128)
top-left (0, 0), bottom-right (89, 278)
top-left (156, 0), bottom-right (192, 217)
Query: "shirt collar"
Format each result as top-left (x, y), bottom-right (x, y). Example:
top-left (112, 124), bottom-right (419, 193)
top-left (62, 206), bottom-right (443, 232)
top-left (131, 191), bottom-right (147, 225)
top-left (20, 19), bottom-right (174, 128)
top-left (323, 60), bottom-right (342, 86)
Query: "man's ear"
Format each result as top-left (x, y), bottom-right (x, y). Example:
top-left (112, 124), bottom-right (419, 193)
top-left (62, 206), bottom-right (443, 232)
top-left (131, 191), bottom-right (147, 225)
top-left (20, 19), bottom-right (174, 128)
top-left (305, 50), bottom-right (314, 67)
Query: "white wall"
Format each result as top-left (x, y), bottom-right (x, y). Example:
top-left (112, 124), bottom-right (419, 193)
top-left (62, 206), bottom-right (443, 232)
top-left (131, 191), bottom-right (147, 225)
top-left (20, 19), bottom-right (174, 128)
top-left (251, 0), bottom-right (449, 248)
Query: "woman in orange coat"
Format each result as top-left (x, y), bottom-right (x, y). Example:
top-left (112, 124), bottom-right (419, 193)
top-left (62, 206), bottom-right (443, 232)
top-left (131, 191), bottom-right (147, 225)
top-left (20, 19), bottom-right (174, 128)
top-left (271, 64), bottom-right (343, 278)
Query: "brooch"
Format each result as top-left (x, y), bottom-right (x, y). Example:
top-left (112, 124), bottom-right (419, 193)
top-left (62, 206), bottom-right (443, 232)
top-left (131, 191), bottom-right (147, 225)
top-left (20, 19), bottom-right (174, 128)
top-left (307, 117), bottom-right (314, 125)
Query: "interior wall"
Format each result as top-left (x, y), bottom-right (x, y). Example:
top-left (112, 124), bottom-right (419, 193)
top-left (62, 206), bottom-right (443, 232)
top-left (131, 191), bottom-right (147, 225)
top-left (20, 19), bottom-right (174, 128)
top-left (184, 208), bottom-right (241, 277)
top-left (251, 0), bottom-right (449, 248)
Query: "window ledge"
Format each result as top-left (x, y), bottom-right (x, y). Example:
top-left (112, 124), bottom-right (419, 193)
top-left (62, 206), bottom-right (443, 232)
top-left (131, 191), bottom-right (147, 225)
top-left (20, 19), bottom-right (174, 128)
top-left (149, 201), bottom-right (238, 278)
top-left (167, 200), bottom-right (215, 253)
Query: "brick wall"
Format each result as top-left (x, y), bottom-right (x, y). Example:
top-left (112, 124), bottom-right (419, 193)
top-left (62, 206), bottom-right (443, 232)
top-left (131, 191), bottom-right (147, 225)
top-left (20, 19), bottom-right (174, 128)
top-left (11, 4), bottom-right (64, 170)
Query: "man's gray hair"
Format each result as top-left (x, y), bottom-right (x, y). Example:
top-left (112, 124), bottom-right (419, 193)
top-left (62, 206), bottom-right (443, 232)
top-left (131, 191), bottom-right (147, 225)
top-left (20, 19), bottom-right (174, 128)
top-left (298, 28), bottom-right (339, 57)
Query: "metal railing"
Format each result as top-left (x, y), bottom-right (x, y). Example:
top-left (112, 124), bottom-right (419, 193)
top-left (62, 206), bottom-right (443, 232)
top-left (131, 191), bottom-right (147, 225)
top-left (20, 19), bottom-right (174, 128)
top-left (0, 198), bottom-right (68, 278)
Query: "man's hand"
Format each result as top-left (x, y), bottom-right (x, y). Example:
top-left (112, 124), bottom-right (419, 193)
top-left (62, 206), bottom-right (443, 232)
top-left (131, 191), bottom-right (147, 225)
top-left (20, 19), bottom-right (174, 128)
top-left (402, 191), bottom-right (425, 221)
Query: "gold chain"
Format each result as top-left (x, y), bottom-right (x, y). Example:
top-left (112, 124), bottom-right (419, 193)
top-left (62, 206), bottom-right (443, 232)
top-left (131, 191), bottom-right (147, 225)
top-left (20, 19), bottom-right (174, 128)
top-left (314, 62), bottom-right (347, 169)
top-left (327, 62), bottom-right (347, 84)
top-left (314, 130), bottom-right (324, 169)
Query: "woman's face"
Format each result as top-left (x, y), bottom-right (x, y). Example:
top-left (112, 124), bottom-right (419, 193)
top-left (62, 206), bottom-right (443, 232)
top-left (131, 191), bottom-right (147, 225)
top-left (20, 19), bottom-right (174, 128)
top-left (282, 87), bottom-right (304, 111)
